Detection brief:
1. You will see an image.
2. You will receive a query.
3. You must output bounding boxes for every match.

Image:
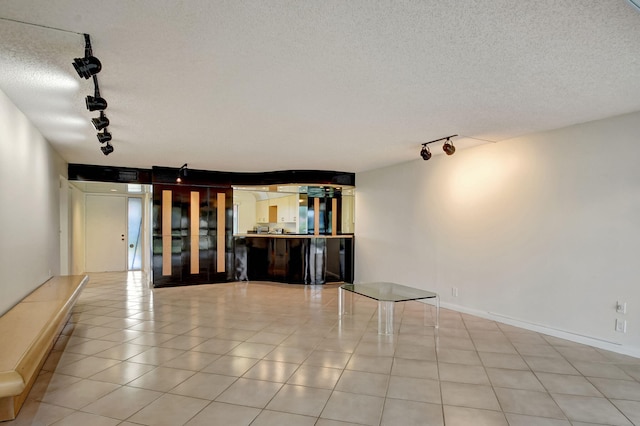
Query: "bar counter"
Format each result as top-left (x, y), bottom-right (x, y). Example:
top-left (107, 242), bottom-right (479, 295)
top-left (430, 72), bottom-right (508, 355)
top-left (233, 234), bottom-right (354, 285)
top-left (235, 234), bottom-right (351, 238)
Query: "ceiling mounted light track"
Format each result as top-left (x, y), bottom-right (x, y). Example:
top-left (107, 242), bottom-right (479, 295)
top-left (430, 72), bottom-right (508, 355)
top-left (420, 134), bottom-right (458, 161)
top-left (74, 33), bottom-right (114, 156)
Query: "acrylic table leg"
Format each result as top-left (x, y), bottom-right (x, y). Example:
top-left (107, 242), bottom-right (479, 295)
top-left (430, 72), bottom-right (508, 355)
top-left (423, 301), bottom-right (428, 327)
top-left (423, 296), bottom-right (440, 329)
top-left (338, 287), bottom-right (352, 317)
top-left (378, 300), bottom-right (394, 335)
top-left (435, 295), bottom-right (440, 352)
top-left (435, 294), bottom-right (440, 329)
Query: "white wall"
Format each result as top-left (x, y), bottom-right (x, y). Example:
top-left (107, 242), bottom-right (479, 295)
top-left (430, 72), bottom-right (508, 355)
top-left (0, 88), bottom-right (66, 315)
top-left (356, 111), bottom-right (640, 356)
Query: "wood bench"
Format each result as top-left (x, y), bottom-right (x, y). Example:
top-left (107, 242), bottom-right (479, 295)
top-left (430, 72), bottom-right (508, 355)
top-left (0, 275), bottom-right (88, 421)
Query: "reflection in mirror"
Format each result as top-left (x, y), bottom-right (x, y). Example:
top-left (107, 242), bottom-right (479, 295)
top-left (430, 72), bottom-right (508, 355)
top-left (232, 184), bottom-right (354, 235)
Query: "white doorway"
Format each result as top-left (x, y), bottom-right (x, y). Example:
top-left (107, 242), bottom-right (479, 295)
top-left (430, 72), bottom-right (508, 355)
top-left (85, 194), bottom-right (127, 272)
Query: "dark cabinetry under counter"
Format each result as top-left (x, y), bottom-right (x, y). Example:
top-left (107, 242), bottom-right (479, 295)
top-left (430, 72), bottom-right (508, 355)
top-left (234, 235), bottom-right (353, 285)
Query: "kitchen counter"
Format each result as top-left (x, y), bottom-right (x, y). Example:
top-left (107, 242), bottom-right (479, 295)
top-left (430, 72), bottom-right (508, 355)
top-left (234, 235), bottom-right (353, 284)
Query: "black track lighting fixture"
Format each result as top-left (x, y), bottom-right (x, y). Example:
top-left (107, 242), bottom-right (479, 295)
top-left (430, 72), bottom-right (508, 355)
top-left (420, 134), bottom-right (458, 161)
top-left (176, 163), bottom-right (188, 183)
top-left (91, 111), bottom-right (110, 130)
top-left (101, 142), bottom-right (114, 156)
top-left (74, 32), bottom-right (114, 156)
top-left (86, 95), bottom-right (107, 111)
top-left (72, 34), bottom-right (102, 79)
top-left (443, 138), bottom-right (456, 155)
top-left (420, 145), bottom-right (432, 161)
top-left (86, 75), bottom-right (107, 111)
top-left (97, 130), bottom-right (112, 143)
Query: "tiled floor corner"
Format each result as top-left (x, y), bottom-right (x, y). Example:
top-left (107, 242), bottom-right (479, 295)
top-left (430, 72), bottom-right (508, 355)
top-left (7, 272), bottom-right (640, 425)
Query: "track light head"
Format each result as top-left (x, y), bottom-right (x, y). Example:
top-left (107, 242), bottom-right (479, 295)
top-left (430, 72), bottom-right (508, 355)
top-left (443, 138), bottom-right (456, 155)
top-left (73, 56), bottom-right (102, 79)
top-left (420, 145), bottom-right (432, 161)
top-left (176, 163), bottom-right (188, 183)
top-left (91, 112), bottom-right (110, 130)
top-left (100, 142), bottom-right (114, 156)
top-left (86, 95), bottom-right (107, 111)
top-left (97, 130), bottom-right (112, 143)
top-left (73, 34), bottom-right (102, 79)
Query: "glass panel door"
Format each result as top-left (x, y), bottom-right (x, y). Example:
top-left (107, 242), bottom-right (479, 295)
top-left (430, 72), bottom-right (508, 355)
top-left (128, 197), bottom-right (143, 270)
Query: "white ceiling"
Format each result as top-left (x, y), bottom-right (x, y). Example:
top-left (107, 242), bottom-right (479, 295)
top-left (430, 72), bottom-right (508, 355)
top-left (1, 1), bottom-right (639, 173)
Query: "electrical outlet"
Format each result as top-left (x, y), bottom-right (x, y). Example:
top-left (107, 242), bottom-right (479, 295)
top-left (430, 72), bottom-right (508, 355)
top-left (452, 287), bottom-right (458, 297)
top-left (616, 301), bottom-right (627, 314)
top-left (615, 319), bottom-right (627, 333)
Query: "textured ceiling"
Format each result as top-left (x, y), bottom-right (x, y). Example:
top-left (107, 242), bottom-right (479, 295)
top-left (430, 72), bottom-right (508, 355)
top-left (1, 1), bottom-right (639, 173)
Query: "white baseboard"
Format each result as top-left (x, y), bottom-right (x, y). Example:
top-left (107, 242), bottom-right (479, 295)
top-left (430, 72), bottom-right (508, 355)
top-left (433, 301), bottom-right (640, 359)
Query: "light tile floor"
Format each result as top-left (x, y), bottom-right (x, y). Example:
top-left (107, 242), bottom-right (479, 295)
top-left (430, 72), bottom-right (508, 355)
top-left (8, 272), bottom-right (640, 425)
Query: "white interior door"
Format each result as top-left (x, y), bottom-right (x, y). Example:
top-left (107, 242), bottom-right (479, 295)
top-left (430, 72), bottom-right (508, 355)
top-left (85, 195), bottom-right (127, 272)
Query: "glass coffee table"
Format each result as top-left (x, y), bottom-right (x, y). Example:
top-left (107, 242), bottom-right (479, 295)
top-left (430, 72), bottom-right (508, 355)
top-left (339, 282), bottom-right (439, 335)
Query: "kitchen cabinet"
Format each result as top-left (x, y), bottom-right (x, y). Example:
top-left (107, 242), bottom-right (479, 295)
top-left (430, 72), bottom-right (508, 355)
top-left (277, 197), bottom-right (289, 222)
top-left (276, 195), bottom-right (298, 223)
top-left (256, 200), bottom-right (269, 223)
top-left (288, 195), bottom-right (299, 223)
top-left (256, 195), bottom-right (299, 223)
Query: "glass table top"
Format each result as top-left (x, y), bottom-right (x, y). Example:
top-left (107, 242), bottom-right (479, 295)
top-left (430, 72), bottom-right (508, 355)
top-left (340, 282), bottom-right (438, 302)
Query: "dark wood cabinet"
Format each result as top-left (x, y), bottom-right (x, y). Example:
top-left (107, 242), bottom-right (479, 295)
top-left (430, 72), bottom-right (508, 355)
top-left (235, 236), bottom-right (353, 284)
